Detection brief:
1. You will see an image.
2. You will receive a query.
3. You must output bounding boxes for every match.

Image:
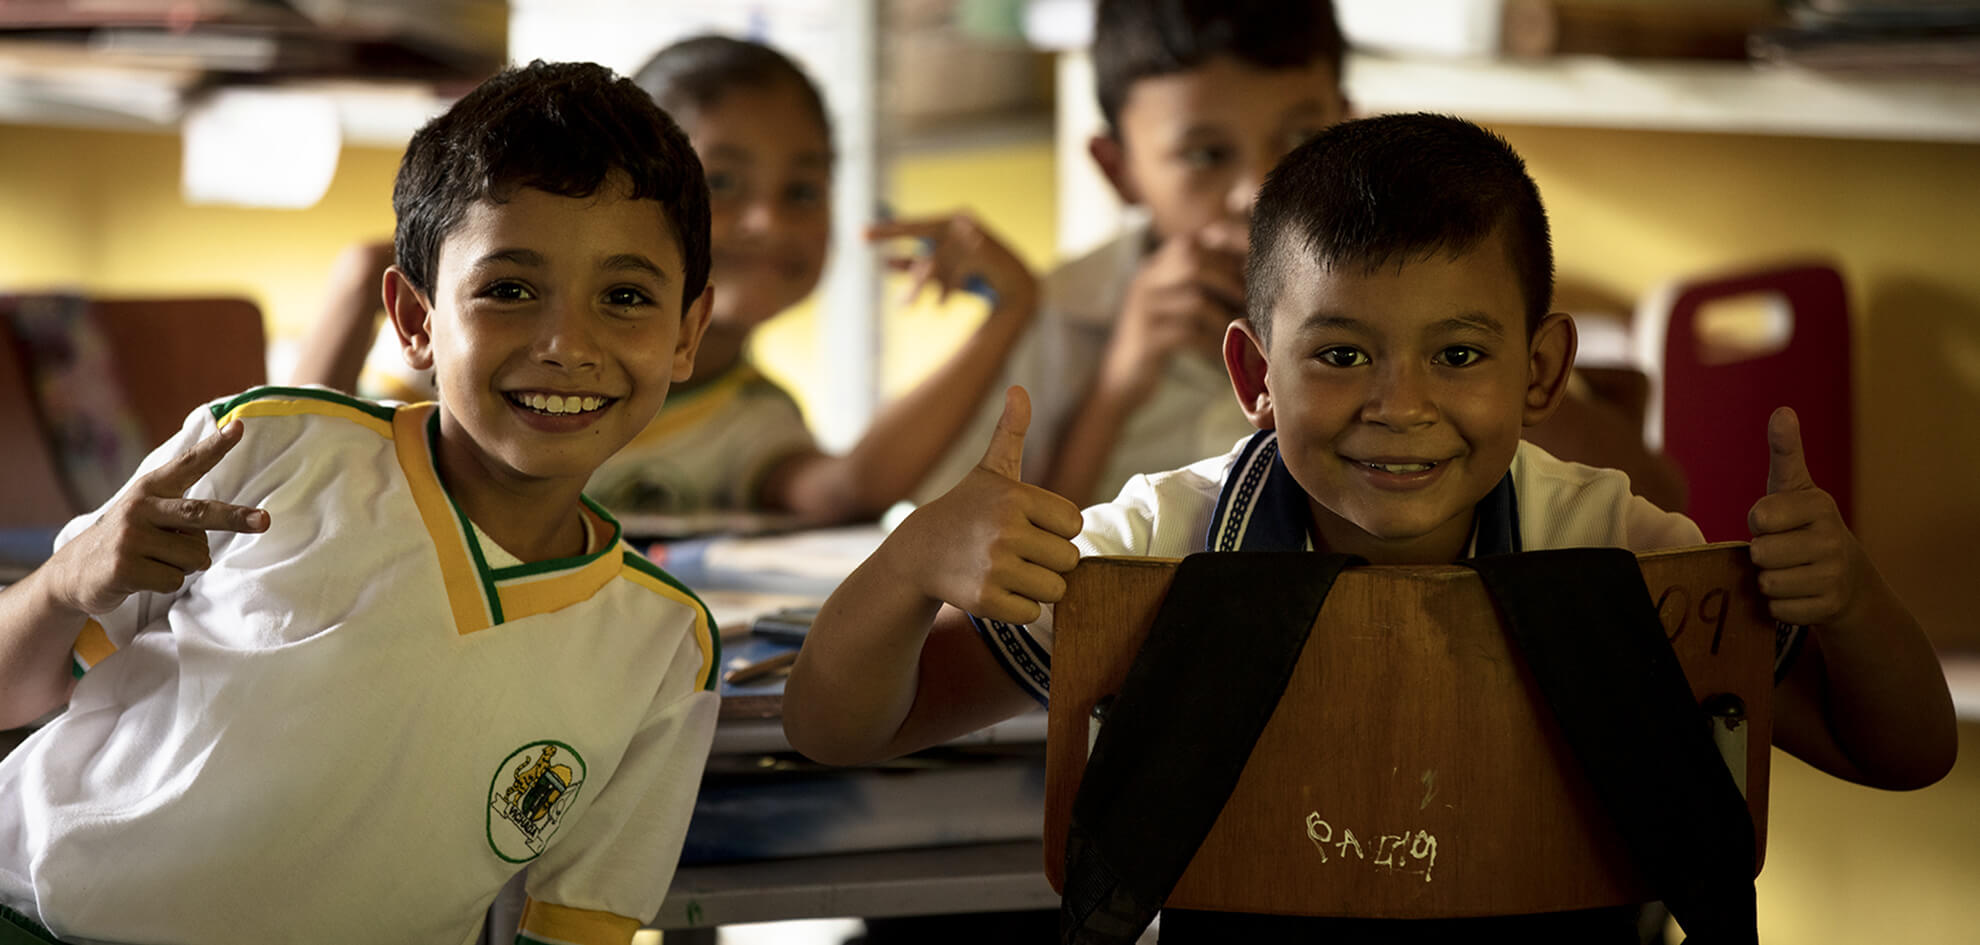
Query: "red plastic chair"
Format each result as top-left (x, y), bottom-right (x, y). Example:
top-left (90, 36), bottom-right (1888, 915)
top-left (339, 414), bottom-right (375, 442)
top-left (1634, 262), bottom-right (1853, 543)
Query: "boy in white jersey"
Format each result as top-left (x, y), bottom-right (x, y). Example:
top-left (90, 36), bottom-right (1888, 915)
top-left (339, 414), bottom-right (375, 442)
top-left (784, 114), bottom-right (1956, 940)
top-left (0, 62), bottom-right (720, 945)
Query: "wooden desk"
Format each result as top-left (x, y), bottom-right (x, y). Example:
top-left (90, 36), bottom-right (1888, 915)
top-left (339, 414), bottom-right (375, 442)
top-left (653, 840), bottom-right (1056, 934)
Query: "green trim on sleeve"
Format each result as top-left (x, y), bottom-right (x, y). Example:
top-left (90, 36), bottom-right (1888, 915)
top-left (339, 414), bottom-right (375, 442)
top-left (622, 551), bottom-right (722, 690)
top-left (208, 385), bottom-right (399, 424)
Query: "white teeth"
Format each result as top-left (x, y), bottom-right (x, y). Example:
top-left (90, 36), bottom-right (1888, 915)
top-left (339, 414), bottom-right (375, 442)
top-left (1367, 462), bottom-right (1433, 473)
top-left (516, 393), bottom-right (605, 415)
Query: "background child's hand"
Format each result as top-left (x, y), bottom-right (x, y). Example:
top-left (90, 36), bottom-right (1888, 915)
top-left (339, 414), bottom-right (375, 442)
top-left (894, 386), bottom-right (1082, 624)
top-left (1748, 407), bottom-right (1864, 627)
top-left (48, 421), bottom-right (270, 617)
top-left (1101, 222), bottom-right (1248, 404)
top-left (867, 211), bottom-right (1038, 312)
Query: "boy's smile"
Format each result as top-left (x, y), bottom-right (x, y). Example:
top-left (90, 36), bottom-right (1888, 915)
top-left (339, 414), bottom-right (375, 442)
top-left (1227, 227), bottom-right (1573, 565)
top-left (387, 176), bottom-right (710, 553)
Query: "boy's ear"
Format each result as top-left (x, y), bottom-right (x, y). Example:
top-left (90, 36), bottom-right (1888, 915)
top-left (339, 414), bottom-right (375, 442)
top-left (673, 284), bottom-right (714, 382)
top-left (1224, 318), bottom-right (1275, 430)
top-left (1088, 132), bottom-right (1141, 207)
top-left (1522, 311), bottom-right (1578, 426)
top-left (382, 266), bottom-right (435, 372)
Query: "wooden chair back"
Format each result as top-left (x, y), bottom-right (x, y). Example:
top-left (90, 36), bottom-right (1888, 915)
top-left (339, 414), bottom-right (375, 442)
top-left (1045, 544), bottom-right (1774, 918)
top-left (0, 296), bottom-right (264, 530)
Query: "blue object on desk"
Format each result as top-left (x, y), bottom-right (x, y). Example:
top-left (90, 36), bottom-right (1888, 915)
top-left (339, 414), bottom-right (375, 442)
top-left (750, 606), bottom-right (817, 645)
top-left (0, 528), bottom-right (56, 571)
top-left (681, 749), bottom-right (1047, 865)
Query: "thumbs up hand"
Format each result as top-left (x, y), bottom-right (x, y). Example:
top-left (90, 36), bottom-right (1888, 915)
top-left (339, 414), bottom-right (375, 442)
top-left (896, 386), bottom-right (1084, 625)
top-left (1747, 407), bottom-right (1864, 627)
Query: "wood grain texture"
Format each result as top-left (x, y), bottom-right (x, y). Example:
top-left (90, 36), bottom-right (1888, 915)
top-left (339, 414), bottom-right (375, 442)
top-left (1045, 543), bottom-right (1774, 918)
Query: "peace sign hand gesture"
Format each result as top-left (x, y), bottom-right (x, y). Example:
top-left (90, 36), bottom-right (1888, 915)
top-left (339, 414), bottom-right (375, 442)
top-left (49, 420), bottom-right (271, 617)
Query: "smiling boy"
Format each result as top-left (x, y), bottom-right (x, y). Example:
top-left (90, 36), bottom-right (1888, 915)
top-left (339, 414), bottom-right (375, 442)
top-left (784, 113), bottom-right (1955, 939)
top-left (0, 62), bottom-right (719, 945)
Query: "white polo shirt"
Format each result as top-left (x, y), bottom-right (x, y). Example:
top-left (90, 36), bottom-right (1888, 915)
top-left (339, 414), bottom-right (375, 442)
top-left (0, 388), bottom-right (720, 945)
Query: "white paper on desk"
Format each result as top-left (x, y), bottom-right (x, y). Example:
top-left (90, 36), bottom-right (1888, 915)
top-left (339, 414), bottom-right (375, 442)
top-left (697, 589), bottom-right (819, 642)
top-left (699, 525), bottom-right (886, 584)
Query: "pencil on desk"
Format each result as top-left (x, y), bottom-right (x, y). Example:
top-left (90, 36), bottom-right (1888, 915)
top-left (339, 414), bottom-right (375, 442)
top-left (725, 649), bottom-right (799, 685)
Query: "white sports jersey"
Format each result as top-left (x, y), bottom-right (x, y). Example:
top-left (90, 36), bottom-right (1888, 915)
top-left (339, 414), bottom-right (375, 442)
top-left (0, 388), bottom-right (721, 945)
top-left (978, 438), bottom-right (1706, 704)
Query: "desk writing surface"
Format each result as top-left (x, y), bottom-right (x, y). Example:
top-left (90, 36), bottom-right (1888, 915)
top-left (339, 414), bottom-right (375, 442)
top-left (654, 840), bottom-right (1056, 930)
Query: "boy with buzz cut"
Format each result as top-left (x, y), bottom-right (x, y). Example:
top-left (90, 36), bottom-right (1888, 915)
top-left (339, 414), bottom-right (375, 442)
top-left (0, 61), bottom-right (720, 945)
top-left (784, 114), bottom-right (1956, 940)
top-left (912, 0), bottom-right (1349, 508)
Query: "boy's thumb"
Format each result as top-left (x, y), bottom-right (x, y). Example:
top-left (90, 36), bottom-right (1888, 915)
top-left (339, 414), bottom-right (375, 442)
top-left (1765, 406), bottom-right (1816, 495)
top-left (978, 386), bottom-right (1030, 481)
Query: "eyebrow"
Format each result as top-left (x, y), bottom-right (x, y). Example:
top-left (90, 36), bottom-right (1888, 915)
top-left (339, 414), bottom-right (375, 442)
top-left (600, 253), bottom-right (671, 284)
top-left (476, 248), bottom-right (546, 269)
top-left (474, 249), bottom-right (671, 284)
top-left (702, 145), bottom-right (832, 171)
top-left (1436, 313), bottom-right (1508, 338)
top-left (1294, 311), bottom-right (1508, 338)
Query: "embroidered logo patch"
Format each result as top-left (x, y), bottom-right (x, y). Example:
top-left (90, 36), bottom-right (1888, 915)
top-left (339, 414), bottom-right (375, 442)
top-left (486, 740), bottom-right (587, 862)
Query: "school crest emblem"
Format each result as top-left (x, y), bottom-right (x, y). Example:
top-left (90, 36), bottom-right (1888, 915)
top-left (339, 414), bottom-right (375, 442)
top-left (487, 740), bottom-right (587, 862)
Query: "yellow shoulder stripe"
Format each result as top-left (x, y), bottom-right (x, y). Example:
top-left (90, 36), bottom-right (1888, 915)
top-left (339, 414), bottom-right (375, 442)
top-left (73, 619), bottom-right (117, 671)
top-left (215, 397), bottom-right (394, 439)
top-left (517, 897), bottom-right (641, 945)
top-left (620, 558), bottom-right (717, 691)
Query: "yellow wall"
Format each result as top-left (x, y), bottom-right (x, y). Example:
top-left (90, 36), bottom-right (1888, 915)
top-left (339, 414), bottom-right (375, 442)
top-left (1495, 125), bottom-right (1980, 653)
top-left (0, 123), bottom-right (400, 342)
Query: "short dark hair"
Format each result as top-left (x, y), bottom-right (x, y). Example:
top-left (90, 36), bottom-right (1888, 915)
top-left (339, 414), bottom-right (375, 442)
top-left (393, 60), bottom-right (711, 311)
top-left (632, 34), bottom-right (832, 156)
top-left (1246, 113), bottom-right (1554, 344)
top-left (1093, 0), bottom-right (1345, 134)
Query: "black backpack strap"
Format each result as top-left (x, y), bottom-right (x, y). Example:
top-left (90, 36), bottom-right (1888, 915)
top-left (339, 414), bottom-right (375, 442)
top-left (1464, 548), bottom-right (1758, 945)
top-left (1060, 552), bottom-right (1358, 945)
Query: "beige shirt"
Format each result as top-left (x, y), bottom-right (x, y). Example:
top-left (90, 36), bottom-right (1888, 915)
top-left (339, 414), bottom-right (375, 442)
top-left (911, 223), bottom-right (1257, 506)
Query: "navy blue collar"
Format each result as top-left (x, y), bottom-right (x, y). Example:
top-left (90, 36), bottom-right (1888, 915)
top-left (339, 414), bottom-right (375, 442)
top-left (1207, 430), bottom-right (1520, 556)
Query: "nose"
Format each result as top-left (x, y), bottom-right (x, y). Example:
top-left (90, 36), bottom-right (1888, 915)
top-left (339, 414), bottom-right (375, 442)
top-left (1227, 149), bottom-right (1278, 219)
top-left (535, 295), bottom-right (600, 371)
top-left (738, 196), bottom-right (779, 236)
top-left (1361, 360), bottom-right (1437, 430)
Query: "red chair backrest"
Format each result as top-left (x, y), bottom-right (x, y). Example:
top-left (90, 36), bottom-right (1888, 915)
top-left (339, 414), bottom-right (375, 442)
top-left (1646, 263), bottom-right (1852, 543)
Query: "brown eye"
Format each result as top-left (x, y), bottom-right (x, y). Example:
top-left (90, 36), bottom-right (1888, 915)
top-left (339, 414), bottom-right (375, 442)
top-left (1316, 346), bottom-right (1368, 368)
top-left (1436, 346), bottom-right (1484, 367)
top-left (604, 287), bottom-right (653, 308)
top-left (485, 281), bottom-right (533, 301)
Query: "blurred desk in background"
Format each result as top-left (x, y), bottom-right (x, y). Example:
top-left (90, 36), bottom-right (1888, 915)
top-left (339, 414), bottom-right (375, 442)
top-left (631, 522), bottom-right (1056, 939)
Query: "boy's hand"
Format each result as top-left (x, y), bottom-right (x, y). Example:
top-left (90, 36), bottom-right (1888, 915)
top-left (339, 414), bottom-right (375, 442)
top-left (896, 387), bottom-right (1082, 624)
top-left (1102, 222), bottom-right (1248, 405)
top-left (1747, 407), bottom-right (1863, 627)
top-left (49, 421), bottom-right (270, 617)
top-left (867, 212), bottom-right (1038, 312)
